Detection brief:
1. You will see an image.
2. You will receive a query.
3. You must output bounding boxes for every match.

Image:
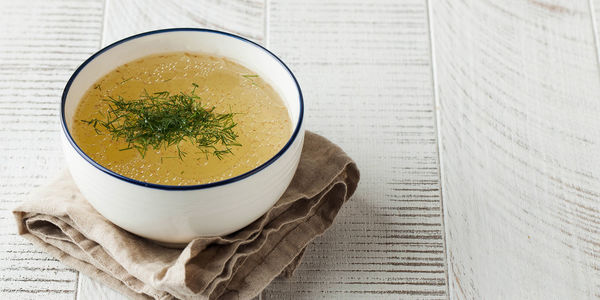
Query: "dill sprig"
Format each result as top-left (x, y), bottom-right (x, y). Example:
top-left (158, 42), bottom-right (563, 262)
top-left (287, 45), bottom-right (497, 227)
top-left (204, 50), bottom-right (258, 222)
top-left (81, 83), bottom-right (241, 160)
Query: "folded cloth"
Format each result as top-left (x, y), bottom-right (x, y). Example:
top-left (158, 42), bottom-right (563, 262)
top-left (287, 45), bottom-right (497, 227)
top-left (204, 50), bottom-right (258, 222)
top-left (13, 131), bottom-right (359, 300)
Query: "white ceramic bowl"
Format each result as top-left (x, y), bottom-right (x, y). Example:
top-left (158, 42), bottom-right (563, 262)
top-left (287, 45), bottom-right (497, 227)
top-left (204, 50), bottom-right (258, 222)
top-left (60, 28), bottom-right (304, 244)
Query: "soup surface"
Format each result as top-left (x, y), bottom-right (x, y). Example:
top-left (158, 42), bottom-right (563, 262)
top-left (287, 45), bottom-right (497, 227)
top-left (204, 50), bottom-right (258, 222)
top-left (72, 52), bottom-right (292, 185)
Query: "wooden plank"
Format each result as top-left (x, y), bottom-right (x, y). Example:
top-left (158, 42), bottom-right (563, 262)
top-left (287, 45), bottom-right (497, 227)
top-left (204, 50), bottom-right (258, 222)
top-left (263, 0), bottom-right (448, 298)
top-left (431, 0), bottom-right (600, 298)
top-left (101, 0), bottom-right (265, 45)
top-left (0, 0), bottom-right (104, 299)
top-left (78, 1), bottom-right (266, 298)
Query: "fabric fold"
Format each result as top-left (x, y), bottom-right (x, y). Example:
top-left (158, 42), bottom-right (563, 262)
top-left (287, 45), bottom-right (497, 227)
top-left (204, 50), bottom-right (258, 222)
top-left (13, 131), bottom-right (359, 299)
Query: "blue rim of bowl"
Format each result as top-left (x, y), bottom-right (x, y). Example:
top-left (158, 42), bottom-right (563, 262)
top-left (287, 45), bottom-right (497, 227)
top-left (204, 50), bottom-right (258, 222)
top-left (60, 28), bottom-right (304, 191)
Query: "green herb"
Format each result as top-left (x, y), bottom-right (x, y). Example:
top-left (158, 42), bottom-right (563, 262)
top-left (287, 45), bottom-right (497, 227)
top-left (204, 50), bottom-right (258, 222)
top-left (81, 83), bottom-right (241, 160)
top-left (242, 74), bottom-right (259, 86)
top-left (160, 156), bottom-right (178, 163)
top-left (120, 77), bottom-right (133, 84)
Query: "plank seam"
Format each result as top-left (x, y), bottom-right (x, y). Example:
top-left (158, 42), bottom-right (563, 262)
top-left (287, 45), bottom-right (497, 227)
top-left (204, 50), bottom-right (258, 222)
top-left (588, 0), bottom-right (600, 76)
top-left (100, 0), bottom-right (109, 47)
top-left (264, 0), bottom-right (270, 48)
top-left (425, 0), bottom-right (450, 299)
top-left (74, 271), bottom-right (79, 300)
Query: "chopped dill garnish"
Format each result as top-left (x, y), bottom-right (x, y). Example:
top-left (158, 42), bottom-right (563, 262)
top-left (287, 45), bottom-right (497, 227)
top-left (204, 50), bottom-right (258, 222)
top-left (120, 77), bottom-right (133, 84)
top-left (81, 83), bottom-right (241, 160)
top-left (242, 74), bottom-right (259, 86)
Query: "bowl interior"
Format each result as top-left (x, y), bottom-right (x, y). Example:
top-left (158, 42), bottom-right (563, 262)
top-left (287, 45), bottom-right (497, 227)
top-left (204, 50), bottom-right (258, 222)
top-left (63, 29), bottom-right (301, 136)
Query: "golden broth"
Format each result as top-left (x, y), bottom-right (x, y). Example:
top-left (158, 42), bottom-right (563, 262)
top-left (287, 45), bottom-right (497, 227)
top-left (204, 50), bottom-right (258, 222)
top-left (71, 52), bottom-right (292, 185)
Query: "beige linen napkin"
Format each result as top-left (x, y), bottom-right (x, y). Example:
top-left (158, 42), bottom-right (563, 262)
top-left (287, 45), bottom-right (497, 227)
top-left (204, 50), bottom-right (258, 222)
top-left (13, 131), bottom-right (359, 300)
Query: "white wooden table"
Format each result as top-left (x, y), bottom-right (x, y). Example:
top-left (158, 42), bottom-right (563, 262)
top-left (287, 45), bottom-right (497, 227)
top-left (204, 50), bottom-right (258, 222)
top-left (1, 0), bottom-right (599, 299)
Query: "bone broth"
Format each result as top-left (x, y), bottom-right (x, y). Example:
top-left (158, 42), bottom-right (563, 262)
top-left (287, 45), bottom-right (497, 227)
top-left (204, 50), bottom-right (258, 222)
top-left (71, 52), bottom-right (292, 185)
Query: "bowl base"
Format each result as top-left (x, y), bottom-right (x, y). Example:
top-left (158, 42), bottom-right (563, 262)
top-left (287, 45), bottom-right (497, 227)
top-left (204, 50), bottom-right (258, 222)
top-left (151, 240), bottom-right (188, 249)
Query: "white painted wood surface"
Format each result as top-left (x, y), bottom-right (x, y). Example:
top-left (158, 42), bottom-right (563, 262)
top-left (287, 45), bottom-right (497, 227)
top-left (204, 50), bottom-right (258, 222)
top-left (430, 0), bottom-right (600, 298)
top-left (4, 0), bottom-right (600, 299)
top-left (263, 0), bottom-right (447, 298)
top-left (101, 0), bottom-right (266, 46)
top-left (0, 0), bottom-right (104, 299)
